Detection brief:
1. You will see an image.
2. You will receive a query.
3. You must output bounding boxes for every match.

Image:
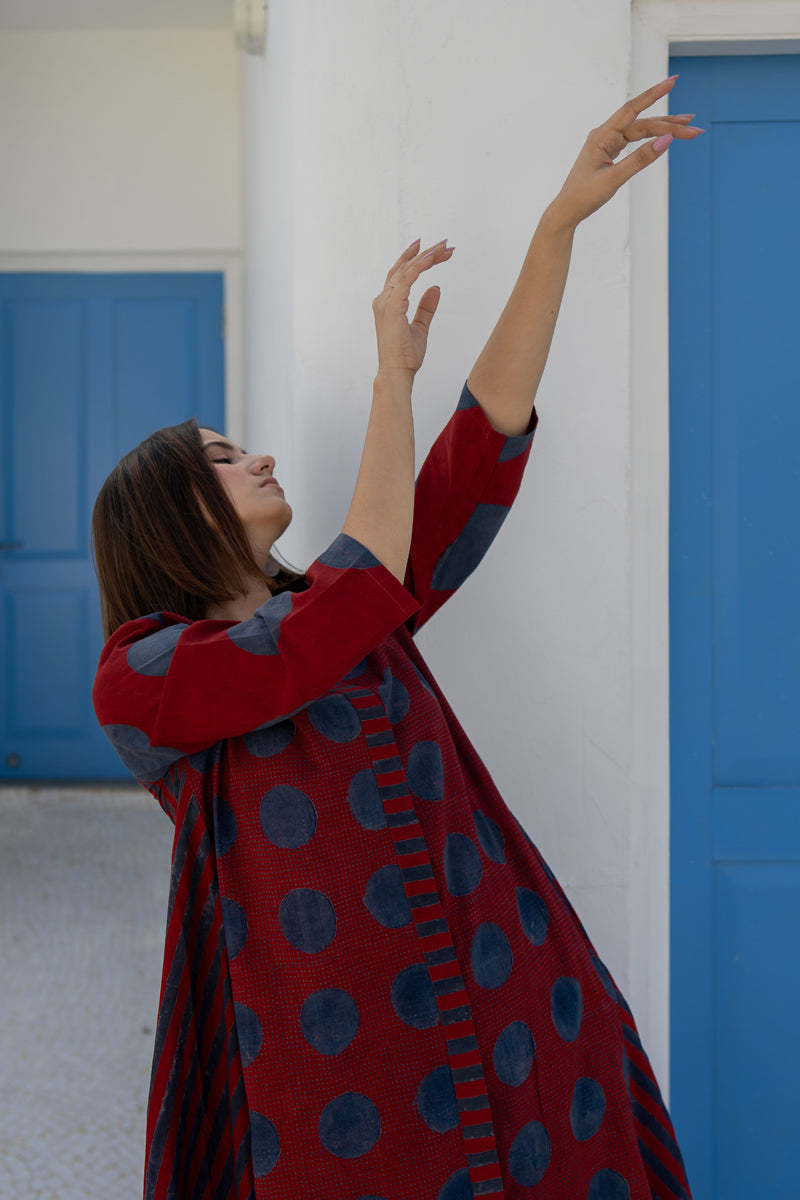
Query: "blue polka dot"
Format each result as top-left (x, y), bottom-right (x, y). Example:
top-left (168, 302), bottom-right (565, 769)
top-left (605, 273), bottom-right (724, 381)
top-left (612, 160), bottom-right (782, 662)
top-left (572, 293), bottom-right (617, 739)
top-left (307, 695), bottom-right (361, 742)
top-left (552, 976), bottom-right (583, 1041)
top-left (356, 1196), bottom-right (387, 1200)
top-left (587, 1169), bottom-right (631, 1200)
top-left (443, 833), bottom-right (482, 896)
top-left (103, 723), bottom-right (181, 782)
top-left (415, 1065), bottom-right (459, 1132)
top-left (508, 1120), bottom-right (551, 1186)
top-left (516, 887), bottom-right (550, 946)
top-left (473, 810), bottom-right (505, 863)
top-left (300, 989), bottom-right (359, 1056)
top-left (279, 889), bottom-right (336, 954)
top-left (431, 503), bottom-right (509, 591)
top-left (470, 922), bottom-right (513, 989)
top-left (126, 623), bottom-right (187, 676)
top-left (318, 1092), bottom-right (381, 1159)
top-left (318, 534), bottom-right (379, 569)
top-left (214, 795), bottom-right (237, 855)
top-left (390, 963), bottom-right (439, 1029)
top-left (187, 742), bottom-right (222, 773)
top-left (343, 657), bottom-right (368, 680)
top-left (244, 720), bottom-right (295, 758)
top-left (592, 954), bottom-right (618, 1002)
top-left (377, 668), bottom-right (410, 723)
top-left (406, 741), bottom-right (444, 802)
top-left (347, 768), bottom-right (387, 830)
top-left (250, 1112), bottom-right (280, 1177)
top-left (363, 864), bottom-right (412, 929)
top-left (260, 785), bottom-right (317, 848)
top-left (234, 1002), bottom-right (262, 1067)
top-left (493, 1021), bottom-right (535, 1087)
top-left (221, 896), bottom-right (248, 959)
top-left (570, 1077), bottom-right (606, 1141)
top-left (438, 1168), bottom-right (473, 1200)
top-left (226, 590), bottom-right (292, 655)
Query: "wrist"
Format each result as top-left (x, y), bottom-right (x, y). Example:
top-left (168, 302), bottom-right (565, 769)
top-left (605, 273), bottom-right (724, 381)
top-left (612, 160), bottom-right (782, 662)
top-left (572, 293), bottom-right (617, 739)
top-left (374, 367), bottom-right (415, 397)
top-left (538, 197), bottom-right (581, 239)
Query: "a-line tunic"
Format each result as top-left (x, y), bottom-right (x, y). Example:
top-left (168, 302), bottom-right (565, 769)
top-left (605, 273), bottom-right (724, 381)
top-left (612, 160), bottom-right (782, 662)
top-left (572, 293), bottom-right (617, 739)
top-left (93, 384), bottom-right (692, 1200)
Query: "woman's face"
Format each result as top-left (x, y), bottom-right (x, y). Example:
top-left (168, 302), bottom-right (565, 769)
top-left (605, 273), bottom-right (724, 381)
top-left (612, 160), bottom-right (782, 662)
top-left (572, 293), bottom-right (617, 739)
top-left (199, 428), bottom-right (292, 559)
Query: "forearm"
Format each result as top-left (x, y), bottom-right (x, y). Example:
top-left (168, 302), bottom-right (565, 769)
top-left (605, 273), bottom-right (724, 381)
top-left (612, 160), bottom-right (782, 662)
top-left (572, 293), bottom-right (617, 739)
top-left (343, 370), bottom-right (415, 581)
top-left (467, 201), bottom-right (575, 435)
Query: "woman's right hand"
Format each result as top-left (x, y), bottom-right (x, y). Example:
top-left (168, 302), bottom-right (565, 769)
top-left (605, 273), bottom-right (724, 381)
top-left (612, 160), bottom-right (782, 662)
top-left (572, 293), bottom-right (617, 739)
top-left (372, 238), bottom-right (454, 377)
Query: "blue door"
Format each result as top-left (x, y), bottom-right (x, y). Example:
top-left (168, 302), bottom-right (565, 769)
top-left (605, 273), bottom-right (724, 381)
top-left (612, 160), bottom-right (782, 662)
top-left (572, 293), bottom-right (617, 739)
top-left (670, 55), bottom-right (800, 1199)
top-left (0, 273), bottom-right (224, 780)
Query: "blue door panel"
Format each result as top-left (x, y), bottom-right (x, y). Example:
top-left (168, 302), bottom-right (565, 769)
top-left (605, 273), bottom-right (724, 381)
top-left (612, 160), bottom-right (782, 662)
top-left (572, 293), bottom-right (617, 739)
top-left (670, 55), bottom-right (800, 1200)
top-left (0, 273), bottom-right (224, 780)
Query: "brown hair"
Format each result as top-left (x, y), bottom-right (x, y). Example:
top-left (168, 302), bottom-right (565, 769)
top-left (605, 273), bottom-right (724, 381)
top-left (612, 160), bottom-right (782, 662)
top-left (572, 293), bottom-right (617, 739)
top-left (92, 418), bottom-right (303, 639)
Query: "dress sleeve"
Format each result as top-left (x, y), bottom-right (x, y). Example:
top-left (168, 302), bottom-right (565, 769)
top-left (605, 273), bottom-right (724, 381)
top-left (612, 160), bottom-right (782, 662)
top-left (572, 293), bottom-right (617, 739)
top-left (404, 381), bottom-right (537, 632)
top-left (92, 533), bottom-right (420, 778)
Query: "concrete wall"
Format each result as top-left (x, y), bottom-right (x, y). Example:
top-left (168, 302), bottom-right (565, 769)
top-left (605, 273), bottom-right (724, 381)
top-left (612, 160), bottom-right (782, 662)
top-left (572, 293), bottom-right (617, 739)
top-left (0, 29), bottom-right (240, 252)
top-left (241, 0), bottom-right (654, 1055)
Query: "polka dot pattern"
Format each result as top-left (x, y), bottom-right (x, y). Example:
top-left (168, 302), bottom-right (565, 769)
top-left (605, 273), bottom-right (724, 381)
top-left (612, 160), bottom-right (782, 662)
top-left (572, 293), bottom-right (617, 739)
top-left (390, 964), bottom-right (439, 1029)
top-left (438, 1168), bottom-right (473, 1200)
top-left (318, 1092), bottom-right (381, 1159)
top-left (234, 1002), bottom-right (262, 1067)
top-left (592, 953), bottom-right (618, 1002)
top-left (307, 695), bottom-right (361, 743)
top-left (278, 889), bottom-right (336, 954)
top-left (244, 720), bottom-right (295, 759)
top-left (473, 809), bottom-right (505, 863)
top-left (260, 785), bottom-right (317, 848)
top-left (300, 989), bottom-right (359, 1056)
top-left (471, 922), bottom-right (513, 989)
top-left (377, 668), bottom-right (410, 723)
top-left (493, 1020), bottom-right (535, 1087)
top-left (406, 741), bottom-right (444, 802)
top-left (414, 1065), bottom-right (459, 1133)
top-left (443, 832), bottom-right (482, 896)
top-left (570, 1077), bottom-right (606, 1141)
top-left (126, 623), bottom-right (188, 676)
top-left (220, 896), bottom-right (248, 959)
top-left (552, 976), bottom-right (583, 1042)
top-left (516, 887), bottom-right (550, 946)
top-left (250, 1112), bottom-right (280, 1177)
top-left (227, 590), bottom-right (292, 655)
top-left (430, 503), bottom-right (509, 591)
top-left (101, 723), bottom-right (181, 783)
top-left (213, 795), bottom-right (238, 856)
top-left (508, 1119), bottom-right (551, 1186)
top-left (346, 768), bottom-right (387, 830)
top-left (588, 1169), bottom-right (632, 1200)
top-left (363, 864), bottom-right (412, 929)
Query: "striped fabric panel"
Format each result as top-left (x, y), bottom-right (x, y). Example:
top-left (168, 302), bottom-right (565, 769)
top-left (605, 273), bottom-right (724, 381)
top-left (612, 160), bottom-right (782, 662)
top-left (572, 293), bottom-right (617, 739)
top-left (345, 685), bottom-right (506, 1199)
top-left (145, 791), bottom-right (255, 1200)
top-left (621, 1016), bottom-right (693, 1200)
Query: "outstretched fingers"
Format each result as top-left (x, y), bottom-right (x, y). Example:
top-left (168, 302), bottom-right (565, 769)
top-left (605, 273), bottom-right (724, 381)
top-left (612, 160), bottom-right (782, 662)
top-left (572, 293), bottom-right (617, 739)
top-left (604, 74), bottom-right (679, 133)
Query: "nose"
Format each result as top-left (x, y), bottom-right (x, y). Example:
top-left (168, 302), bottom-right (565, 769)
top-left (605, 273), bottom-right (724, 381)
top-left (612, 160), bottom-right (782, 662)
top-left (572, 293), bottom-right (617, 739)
top-left (250, 453), bottom-right (275, 474)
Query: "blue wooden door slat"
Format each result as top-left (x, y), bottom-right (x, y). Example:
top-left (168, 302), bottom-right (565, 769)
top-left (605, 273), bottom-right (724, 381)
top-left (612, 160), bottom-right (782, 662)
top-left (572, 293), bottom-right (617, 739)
top-left (670, 55), bottom-right (800, 1200)
top-left (0, 273), bottom-right (224, 780)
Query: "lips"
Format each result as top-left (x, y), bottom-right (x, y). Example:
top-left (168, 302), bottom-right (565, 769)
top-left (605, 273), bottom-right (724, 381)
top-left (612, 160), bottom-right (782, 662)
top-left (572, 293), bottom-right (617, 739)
top-left (261, 478), bottom-right (282, 490)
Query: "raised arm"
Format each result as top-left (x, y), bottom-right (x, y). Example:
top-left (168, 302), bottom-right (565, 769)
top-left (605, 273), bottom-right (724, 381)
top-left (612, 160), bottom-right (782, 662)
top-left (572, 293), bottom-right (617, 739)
top-left (467, 76), bottom-right (702, 435)
top-left (343, 238), bottom-right (454, 579)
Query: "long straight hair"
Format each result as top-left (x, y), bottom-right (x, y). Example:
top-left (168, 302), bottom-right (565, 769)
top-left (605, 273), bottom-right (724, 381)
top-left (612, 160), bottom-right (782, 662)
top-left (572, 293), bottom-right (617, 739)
top-left (92, 418), bottom-right (303, 639)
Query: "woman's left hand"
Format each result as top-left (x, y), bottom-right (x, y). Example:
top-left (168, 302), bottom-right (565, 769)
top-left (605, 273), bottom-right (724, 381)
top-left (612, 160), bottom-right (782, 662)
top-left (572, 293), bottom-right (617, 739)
top-left (548, 76), bottom-right (703, 230)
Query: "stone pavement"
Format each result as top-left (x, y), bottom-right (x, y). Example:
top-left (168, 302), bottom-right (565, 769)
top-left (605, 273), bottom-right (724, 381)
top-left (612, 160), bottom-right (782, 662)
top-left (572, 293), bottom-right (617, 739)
top-left (0, 787), bottom-right (173, 1200)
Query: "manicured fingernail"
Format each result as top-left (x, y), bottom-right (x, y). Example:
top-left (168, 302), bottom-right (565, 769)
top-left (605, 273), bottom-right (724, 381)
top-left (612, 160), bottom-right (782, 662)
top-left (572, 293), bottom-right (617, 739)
top-left (675, 113), bottom-right (695, 120)
top-left (664, 74), bottom-right (679, 82)
top-left (408, 237), bottom-right (421, 249)
top-left (422, 250), bottom-right (435, 261)
top-left (653, 133), bottom-right (674, 153)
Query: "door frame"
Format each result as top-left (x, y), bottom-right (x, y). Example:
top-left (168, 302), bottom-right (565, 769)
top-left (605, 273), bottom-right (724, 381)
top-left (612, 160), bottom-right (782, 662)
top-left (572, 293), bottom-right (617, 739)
top-left (0, 251), bottom-right (242, 445)
top-left (626, 0), bottom-right (800, 1100)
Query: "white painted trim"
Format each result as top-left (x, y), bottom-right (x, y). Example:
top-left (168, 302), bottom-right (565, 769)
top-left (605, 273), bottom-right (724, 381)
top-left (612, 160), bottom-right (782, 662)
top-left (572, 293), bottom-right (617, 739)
top-left (0, 251), bottom-right (243, 444)
top-left (629, 0), bottom-right (800, 1100)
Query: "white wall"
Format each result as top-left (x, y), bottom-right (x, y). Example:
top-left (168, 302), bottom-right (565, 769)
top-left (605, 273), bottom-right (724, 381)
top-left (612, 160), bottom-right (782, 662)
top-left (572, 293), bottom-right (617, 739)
top-left (242, 0), bottom-right (656, 1053)
top-left (0, 29), bottom-right (241, 252)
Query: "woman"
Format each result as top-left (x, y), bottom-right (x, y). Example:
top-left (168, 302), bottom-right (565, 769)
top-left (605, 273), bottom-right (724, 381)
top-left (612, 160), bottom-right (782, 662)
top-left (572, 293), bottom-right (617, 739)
top-left (93, 79), bottom-right (700, 1200)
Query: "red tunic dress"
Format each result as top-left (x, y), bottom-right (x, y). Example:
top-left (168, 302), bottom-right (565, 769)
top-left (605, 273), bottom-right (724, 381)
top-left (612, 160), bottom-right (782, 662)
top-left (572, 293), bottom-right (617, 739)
top-left (93, 385), bottom-right (692, 1200)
